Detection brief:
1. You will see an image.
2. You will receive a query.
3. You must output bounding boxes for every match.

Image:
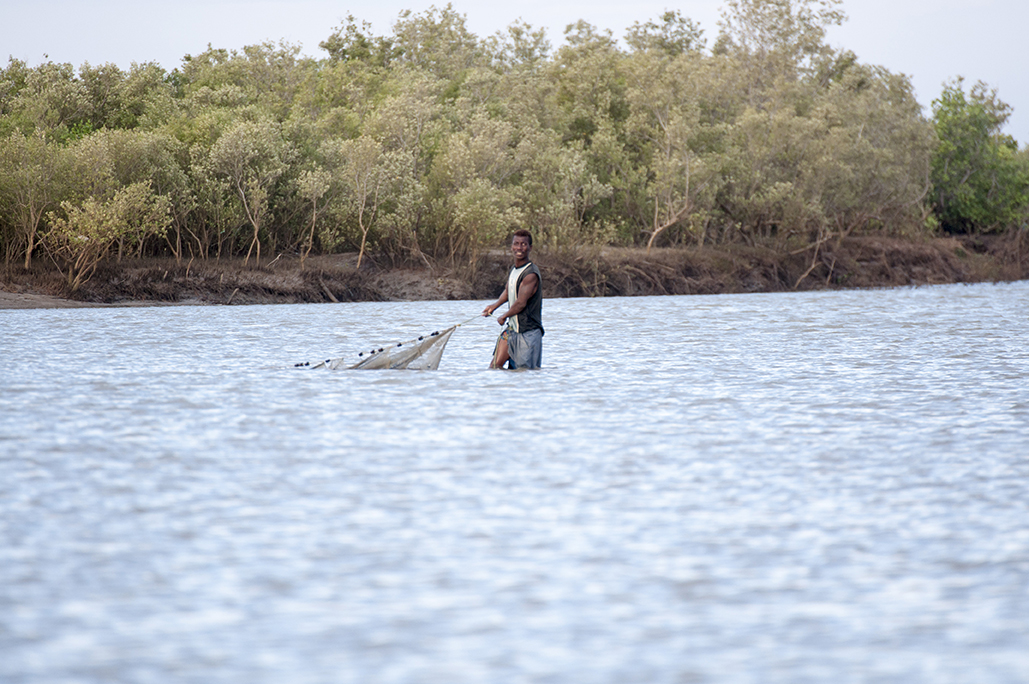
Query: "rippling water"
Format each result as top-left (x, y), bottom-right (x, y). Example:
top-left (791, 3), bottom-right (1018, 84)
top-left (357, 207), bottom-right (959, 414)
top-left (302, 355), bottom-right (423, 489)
top-left (2, 282), bottom-right (1028, 683)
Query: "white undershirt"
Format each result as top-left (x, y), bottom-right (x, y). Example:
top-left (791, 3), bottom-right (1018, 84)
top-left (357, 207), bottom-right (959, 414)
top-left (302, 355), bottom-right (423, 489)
top-left (507, 263), bottom-right (531, 333)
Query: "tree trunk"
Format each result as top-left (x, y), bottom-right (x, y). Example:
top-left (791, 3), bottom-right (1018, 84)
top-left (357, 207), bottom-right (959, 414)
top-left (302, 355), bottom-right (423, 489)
top-left (356, 202), bottom-right (368, 269)
top-left (301, 205), bottom-right (317, 271)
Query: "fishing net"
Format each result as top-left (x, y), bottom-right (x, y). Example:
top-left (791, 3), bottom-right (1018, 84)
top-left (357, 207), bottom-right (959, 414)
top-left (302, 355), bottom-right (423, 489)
top-left (294, 318), bottom-right (475, 371)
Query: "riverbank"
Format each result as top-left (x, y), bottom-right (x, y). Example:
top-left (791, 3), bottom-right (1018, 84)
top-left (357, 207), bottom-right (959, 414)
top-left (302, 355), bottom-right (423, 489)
top-left (2, 233), bottom-right (1027, 309)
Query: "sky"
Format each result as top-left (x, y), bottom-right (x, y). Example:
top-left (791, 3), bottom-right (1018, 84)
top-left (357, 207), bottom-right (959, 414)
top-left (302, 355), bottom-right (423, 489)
top-left (2, 0), bottom-right (1026, 144)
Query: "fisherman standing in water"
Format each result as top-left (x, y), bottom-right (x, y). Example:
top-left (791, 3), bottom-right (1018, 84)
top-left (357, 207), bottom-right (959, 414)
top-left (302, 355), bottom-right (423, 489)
top-left (482, 229), bottom-right (544, 369)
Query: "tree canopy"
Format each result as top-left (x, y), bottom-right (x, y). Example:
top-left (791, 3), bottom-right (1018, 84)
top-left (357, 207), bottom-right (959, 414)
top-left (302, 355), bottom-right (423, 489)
top-left (1, 0), bottom-right (1026, 273)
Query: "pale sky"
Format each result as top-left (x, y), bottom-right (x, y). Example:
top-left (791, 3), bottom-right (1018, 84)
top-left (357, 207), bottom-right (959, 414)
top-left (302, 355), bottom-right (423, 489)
top-left (2, 0), bottom-right (1026, 144)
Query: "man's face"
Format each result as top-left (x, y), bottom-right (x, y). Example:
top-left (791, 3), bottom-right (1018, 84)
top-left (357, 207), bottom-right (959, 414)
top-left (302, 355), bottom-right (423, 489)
top-left (511, 235), bottom-right (531, 261)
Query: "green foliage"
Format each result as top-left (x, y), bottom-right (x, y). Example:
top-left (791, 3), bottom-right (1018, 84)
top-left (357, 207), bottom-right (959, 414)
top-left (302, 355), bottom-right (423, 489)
top-left (45, 182), bottom-right (171, 290)
top-left (486, 21), bottom-right (552, 71)
top-left (930, 78), bottom-right (1029, 233)
top-left (1, 0), bottom-right (1021, 272)
top-left (625, 10), bottom-right (706, 56)
top-left (321, 135), bottom-right (394, 266)
top-left (391, 4), bottom-right (482, 82)
top-left (625, 51), bottom-right (726, 248)
top-left (717, 0), bottom-right (845, 67)
top-left (207, 118), bottom-right (293, 264)
top-left (10, 61), bottom-right (92, 139)
top-left (0, 131), bottom-right (71, 266)
top-left (320, 15), bottom-right (399, 67)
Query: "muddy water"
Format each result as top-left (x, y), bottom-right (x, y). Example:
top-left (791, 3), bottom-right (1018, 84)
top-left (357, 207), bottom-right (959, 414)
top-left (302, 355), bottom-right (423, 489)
top-left (2, 282), bottom-right (1028, 683)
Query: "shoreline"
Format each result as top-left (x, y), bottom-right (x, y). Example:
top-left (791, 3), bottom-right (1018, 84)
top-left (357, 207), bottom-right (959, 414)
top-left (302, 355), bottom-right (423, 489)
top-left (3, 234), bottom-right (1027, 310)
top-left (0, 290), bottom-right (103, 309)
top-left (0, 290), bottom-right (192, 309)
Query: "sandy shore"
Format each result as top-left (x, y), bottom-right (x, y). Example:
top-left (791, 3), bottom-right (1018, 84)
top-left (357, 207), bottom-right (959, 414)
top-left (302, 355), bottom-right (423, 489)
top-left (0, 290), bottom-right (177, 309)
top-left (0, 290), bottom-right (98, 309)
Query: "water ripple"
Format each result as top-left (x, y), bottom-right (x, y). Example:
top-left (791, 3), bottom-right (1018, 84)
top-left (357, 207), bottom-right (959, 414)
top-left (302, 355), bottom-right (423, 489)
top-left (1, 282), bottom-right (1028, 683)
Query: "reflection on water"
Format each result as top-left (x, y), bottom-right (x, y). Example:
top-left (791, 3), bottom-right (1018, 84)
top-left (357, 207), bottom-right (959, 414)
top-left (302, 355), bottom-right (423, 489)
top-left (2, 282), bottom-right (1028, 683)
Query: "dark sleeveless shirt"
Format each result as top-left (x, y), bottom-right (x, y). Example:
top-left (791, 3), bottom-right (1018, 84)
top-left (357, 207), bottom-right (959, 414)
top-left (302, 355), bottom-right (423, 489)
top-left (511, 262), bottom-right (544, 335)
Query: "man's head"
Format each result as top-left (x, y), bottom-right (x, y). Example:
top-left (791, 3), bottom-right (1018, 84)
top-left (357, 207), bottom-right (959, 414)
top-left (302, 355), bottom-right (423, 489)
top-left (511, 229), bottom-right (533, 264)
top-left (512, 229), bottom-right (532, 247)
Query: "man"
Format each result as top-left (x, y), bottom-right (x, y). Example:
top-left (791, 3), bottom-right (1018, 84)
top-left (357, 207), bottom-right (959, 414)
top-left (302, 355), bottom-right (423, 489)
top-left (482, 229), bottom-right (544, 369)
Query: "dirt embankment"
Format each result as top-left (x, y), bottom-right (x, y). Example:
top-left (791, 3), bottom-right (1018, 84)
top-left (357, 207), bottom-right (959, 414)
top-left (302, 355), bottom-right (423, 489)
top-left (2, 234), bottom-right (1027, 309)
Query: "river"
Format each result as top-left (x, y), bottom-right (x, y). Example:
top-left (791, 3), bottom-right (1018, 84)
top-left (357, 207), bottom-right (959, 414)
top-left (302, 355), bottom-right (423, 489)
top-left (2, 281), bottom-right (1028, 683)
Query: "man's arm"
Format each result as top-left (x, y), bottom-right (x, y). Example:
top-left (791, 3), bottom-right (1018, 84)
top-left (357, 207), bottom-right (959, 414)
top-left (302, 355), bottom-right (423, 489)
top-left (482, 284), bottom-right (509, 316)
top-left (496, 273), bottom-right (537, 326)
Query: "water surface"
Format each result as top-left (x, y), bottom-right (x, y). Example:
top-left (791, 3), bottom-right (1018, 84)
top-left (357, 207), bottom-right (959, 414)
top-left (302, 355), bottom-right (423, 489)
top-left (2, 282), bottom-right (1028, 683)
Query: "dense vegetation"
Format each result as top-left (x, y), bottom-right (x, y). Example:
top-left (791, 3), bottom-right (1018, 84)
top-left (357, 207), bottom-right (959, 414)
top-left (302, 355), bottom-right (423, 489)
top-left (2, 0), bottom-right (1027, 290)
